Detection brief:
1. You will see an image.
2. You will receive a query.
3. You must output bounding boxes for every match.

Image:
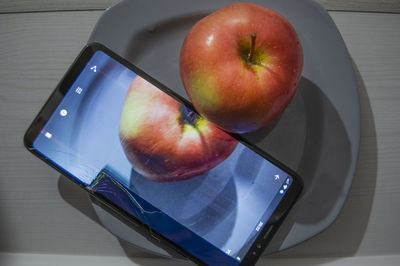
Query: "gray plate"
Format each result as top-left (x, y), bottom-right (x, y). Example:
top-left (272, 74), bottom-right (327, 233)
top-left (88, 0), bottom-right (360, 255)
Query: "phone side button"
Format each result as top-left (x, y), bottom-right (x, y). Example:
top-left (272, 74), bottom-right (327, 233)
top-left (149, 230), bottom-right (161, 243)
top-left (263, 226), bottom-right (274, 240)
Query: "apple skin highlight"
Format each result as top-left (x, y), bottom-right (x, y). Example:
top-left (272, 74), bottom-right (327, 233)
top-left (119, 76), bottom-right (238, 182)
top-left (180, 2), bottom-right (303, 133)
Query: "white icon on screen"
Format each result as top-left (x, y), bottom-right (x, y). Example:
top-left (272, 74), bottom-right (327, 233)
top-left (279, 189), bottom-right (284, 194)
top-left (283, 184), bottom-right (288, 190)
top-left (90, 65), bottom-right (97, 72)
top-left (274, 174), bottom-right (280, 180)
top-left (60, 109), bottom-right (68, 117)
top-left (236, 257), bottom-right (241, 261)
top-left (226, 249), bottom-right (231, 255)
top-left (255, 221), bottom-right (263, 232)
top-left (286, 178), bottom-right (290, 184)
top-left (75, 86), bottom-right (83, 94)
top-left (45, 132), bottom-right (52, 139)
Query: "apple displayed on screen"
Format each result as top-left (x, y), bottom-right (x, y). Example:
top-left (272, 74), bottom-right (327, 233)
top-left (119, 76), bottom-right (238, 182)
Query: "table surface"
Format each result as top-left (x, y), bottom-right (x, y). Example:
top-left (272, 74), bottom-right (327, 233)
top-left (0, 0), bottom-right (399, 265)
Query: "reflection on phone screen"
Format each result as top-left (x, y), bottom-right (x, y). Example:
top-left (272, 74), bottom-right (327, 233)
top-left (32, 50), bottom-right (293, 264)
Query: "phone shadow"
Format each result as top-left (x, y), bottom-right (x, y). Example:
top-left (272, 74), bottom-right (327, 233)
top-left (57, 175), bottom-right (176, 258)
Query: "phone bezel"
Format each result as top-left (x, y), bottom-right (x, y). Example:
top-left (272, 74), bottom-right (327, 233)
top-left (24, 42), bottom-right (303, 266)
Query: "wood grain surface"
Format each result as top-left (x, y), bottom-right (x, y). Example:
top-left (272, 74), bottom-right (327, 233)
top-left (0, 0), bottom-right (400, 14)
top-left (1, 253), bottom-right (400, 266)
top-left (0, 1), bottom-right (399, 265)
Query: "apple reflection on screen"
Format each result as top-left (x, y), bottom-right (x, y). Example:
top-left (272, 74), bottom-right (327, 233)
top-left (119, 76), bottom-right (238, 183)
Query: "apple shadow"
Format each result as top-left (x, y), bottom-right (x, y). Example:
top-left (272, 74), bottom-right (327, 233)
top-left (240, 75), bottom-right (353, 253)
top-left (237, 70), bottom-right (376, 257)
top-left (259, 75), bottom-right (353, 253)
top-left (265, 60), bottom-right (378, 260)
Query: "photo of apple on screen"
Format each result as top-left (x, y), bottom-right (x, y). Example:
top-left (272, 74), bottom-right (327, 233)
top-left (119, 76), bottom-right (238, 183)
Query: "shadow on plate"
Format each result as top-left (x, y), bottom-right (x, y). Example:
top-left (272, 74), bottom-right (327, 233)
top-left (254, 75), bottom-right (352, 252)
top-left (265, 62), bottom-right (377, 260)
top-left (125, 11), bottom-right (210, 64)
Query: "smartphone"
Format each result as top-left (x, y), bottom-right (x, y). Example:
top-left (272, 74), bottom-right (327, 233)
top-left (24, 43), bottom-right (302, 266)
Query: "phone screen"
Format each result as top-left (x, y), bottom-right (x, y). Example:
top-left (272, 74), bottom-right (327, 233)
top-left (31, 48), bottom-right (296, 265)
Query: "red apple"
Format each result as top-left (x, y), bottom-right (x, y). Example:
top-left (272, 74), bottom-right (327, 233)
top-left (180, 2), bottom-right (303, 133)
top-left (119, 76), bottom-right (238, 182)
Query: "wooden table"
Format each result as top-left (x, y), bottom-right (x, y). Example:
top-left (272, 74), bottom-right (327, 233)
top-left (1, 1), bottom-right (399, 265)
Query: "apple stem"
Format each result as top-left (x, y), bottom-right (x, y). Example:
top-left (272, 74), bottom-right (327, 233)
top-left (180, 105), bottom-right (197, 125)
top-left (247, 33), bottom-right (257, 63)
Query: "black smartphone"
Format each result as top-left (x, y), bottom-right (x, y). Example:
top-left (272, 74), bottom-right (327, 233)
top-left (24, 43), bottom-right (302, 266)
